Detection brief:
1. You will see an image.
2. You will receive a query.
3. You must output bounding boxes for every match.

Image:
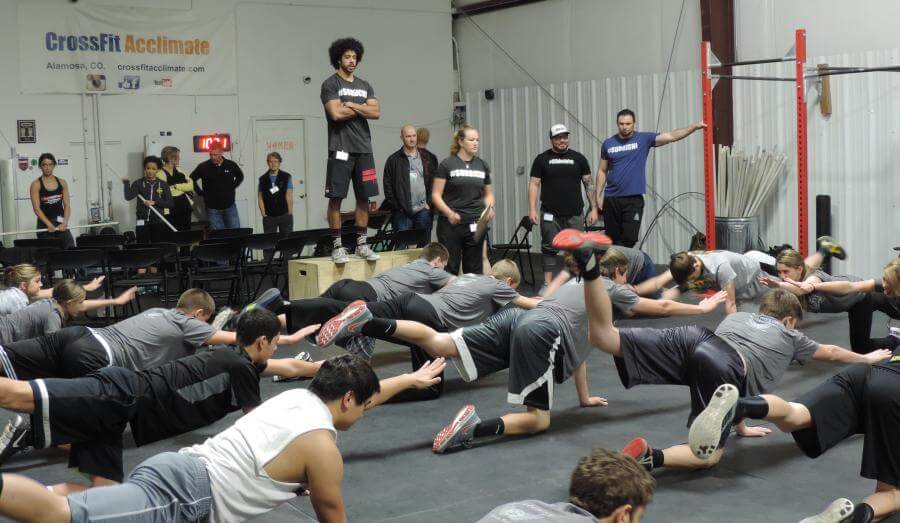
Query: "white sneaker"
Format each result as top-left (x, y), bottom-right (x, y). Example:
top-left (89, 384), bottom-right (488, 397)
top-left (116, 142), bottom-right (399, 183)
top-left (332, 247), bottom-right (350, 264)
top-left (355, 244), bottom-right (380, 261)
top-left (799, 498), bottom-right (855, 523)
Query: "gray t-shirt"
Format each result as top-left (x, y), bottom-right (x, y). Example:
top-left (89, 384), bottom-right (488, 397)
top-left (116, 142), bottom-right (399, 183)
top-left (407, 152), bottom-right (427, 212)
top-left (420, 273), bottom-right (519, 330)
top-left (320, 73), bottom-right (375, 154)
top-left (715, 312), bottom-right (819, 395)
top-left (0, 299), bottom-right (62, 344)
top-left (806, 270), bottom-right (865, 313)
top-left (607, 246), bottom-right (646, 284)
top-left (698, 251), bottom-right (766, 300)
top-left (0, 287), bottom-right (29, 316)
top-left (538, 280), bottom-right (591, 381)
top-left (366, 259), bottom-right (452, 301)
top-left (478, 500), bottom-right (596, 523)
top-left (95, 308), bottom-right (216, 371)
top-left (602, 276), bottom-right (641, 319)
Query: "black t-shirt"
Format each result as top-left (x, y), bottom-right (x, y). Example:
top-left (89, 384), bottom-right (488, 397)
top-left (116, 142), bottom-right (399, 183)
top-left (130, 346), bottom-right (264, 446)
top-left (530, 148), bottom-right (591, 216)
top-left (435, 155), bottom-right (491, 221)
top-left (320, 73), bottom-right (375, 154)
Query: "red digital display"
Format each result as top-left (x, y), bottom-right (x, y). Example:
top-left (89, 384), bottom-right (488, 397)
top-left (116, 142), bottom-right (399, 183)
top-left (193, 134), bottom-right (232, 152)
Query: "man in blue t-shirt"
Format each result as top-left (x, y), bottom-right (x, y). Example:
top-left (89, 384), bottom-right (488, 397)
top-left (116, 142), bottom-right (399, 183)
top-left (596, 108), bottom-right (705, 247)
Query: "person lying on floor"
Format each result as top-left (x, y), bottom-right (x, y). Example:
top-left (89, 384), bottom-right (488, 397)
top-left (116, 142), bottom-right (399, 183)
top-left (315, 240), bottom-right (726, 454)
top-left (550, 228), bottom-right (887, 473)
top-left (0, 309), bottom-right (320, 490)
top-left (0, 354), bottom-right (446, 523)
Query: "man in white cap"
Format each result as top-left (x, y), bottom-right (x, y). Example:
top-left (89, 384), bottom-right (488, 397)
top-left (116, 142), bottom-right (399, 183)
top-left (528, 124), bottom-right (595, 289)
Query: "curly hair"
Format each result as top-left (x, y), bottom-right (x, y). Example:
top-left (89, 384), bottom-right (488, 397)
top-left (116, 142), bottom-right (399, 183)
top-left (328, 37), bottom-right (365, 69)
top-left (569, 448), bottom-right (655, 518)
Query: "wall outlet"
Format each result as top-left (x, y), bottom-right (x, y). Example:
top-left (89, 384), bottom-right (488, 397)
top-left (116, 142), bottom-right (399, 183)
top-left (516, 166), bottom-right (525, 175)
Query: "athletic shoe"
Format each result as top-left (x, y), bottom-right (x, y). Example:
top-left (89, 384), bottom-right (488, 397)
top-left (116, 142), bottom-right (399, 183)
top-left (621, 436), bottom-right (654, 471)
top-left (890, 326), bottom-right (900, 339)
top-left (688, 383), bottom-right (739, 460)
top-left (433, 404), bottom-right (480, 454)
top-left (0, 415), bottom-right (32, 464)
top-left (817, 236), bottom-right (846, 260)
top-left (316, 301), bottom-right (372, 348)
top-left (272, 352), bottom-right (313, 382)
top-left (551, 229), bottom-right (613, 253)
top-left (240, 288), bottom-right (284, 317)
top-left (798, 498), bottom-right (855, 523)
top-left (332, 246), bottom-right (350, 264)
top-left (550, 229), bottom-right (612, 274)
top-left (211, 308), bottom-right (235, 332)
top-left (345, 335), bottom-right (376, 360)
top-left (355, 244), bottom-right (380, 261)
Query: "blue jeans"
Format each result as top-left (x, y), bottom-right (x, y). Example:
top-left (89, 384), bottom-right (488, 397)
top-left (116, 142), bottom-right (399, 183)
top-left (392, 208), bottom-right (432, 241)
top-left (207, 204), bottom-right (240, 230)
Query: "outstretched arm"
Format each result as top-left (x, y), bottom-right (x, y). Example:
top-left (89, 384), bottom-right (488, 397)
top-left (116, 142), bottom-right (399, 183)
top-left (654, 122), bottom-right (705, 146)
top-left (812, 344), bottom-right (891, 364)
top-left (365, 358), bottom-right (446, 409)
top-left (511, 295), bottom-right (542, 309)
top-left (80, 287), bottom-right (138, 312)
top-left (632, 270), bottom-right (674, 297)
top-left (628, 291), bottom-right (726, 317)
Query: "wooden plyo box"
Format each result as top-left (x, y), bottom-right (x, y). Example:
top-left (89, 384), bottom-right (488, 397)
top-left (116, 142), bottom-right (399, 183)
top-left (288, 248), bottom-right (423, 299)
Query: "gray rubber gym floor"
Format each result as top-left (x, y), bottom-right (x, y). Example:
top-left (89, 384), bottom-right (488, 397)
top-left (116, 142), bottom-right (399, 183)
top-left (2, 288), bottom-right (899, 522)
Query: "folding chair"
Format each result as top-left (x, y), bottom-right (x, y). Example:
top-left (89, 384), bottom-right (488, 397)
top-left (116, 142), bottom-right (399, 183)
top-left (490, 216), bottom-right (536, 286)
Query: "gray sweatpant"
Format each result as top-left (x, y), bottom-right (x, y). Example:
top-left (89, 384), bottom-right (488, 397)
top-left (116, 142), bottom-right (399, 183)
top-left (67, 452), bottom-right (212, 522)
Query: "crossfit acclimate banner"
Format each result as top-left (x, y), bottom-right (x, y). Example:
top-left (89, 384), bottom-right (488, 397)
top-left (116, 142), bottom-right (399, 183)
top-left (18, 4), bottom-right (236, 95)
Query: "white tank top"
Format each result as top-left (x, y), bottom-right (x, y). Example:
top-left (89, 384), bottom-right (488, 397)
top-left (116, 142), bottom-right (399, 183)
top-left (180, 389), bottom-right (336, 522)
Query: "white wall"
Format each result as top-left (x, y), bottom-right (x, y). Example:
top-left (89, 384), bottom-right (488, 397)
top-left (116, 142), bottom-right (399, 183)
top-left (0, 0), bottom-right (453, 234)
top-left (454, 0), bottom-right (701, 92)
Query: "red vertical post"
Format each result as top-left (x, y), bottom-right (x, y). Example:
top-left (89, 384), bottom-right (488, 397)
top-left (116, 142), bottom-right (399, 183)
top-left (701, 41), bottom-right (716, 249)
top-left (795, 29), bottom-right (808, 257)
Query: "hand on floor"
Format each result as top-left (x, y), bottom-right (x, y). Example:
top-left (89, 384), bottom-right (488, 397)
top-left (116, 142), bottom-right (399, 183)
top-left (580, 396), bottom-right (609, 408)
top-left (736, 424), bottom-right (771, 437)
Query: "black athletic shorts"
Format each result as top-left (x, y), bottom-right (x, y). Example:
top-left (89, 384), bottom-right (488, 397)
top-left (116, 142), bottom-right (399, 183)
top-left (321, 279), bottom-right (378, 302)
top-left (616, 325), bottom-right (748, 446)
top-left (451, 307), bottom-right (525, 381)
top-left (454, 307), bottom-right (563, 411)
top-left (325, 151), bottom-right (378, 200)
top-left (792, 361), bottom-right (900, 486)
top-left (0, 326), bottom-right (110, 380)
top-left (29, 366), bottom-right (143, 482)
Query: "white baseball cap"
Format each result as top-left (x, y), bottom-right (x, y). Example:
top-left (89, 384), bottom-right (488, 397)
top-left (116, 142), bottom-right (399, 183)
top-left (549, 124), bottom-right (570, 138)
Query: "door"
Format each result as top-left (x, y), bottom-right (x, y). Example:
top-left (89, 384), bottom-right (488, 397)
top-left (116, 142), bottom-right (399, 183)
top-left (253, 118), bottom-right (308, 230)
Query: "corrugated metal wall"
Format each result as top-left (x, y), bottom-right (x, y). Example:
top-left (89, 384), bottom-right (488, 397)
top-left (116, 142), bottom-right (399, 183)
top-left (734, 47), bottom-right (900, 278)
top-left (465, 69), bottom-right (705, 264)
top-left (467, 47), bottom-right (900, 278)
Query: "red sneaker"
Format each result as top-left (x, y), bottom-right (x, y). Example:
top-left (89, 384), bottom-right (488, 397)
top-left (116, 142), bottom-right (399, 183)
top-left (551, 229), bottom-right (612, 253)
top-left (621, 436), bottom-right (654, 471)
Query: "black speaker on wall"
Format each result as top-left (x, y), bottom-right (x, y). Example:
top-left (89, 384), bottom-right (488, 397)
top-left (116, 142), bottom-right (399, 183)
top-left (816, 194), bottom-right (832, 274)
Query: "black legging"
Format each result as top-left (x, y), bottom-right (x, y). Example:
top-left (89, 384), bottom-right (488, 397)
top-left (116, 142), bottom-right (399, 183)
top-left (844, 292), bottom-right (900, 353)
top-left (321, 279), bottom-right (378, 302)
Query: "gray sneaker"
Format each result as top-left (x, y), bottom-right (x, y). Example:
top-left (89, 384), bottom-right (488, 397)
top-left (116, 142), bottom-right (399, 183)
top-left (355, 244), bottom-right (380, 261)
top-left (332, 246), bottom-right (350, 264)
top-left (211, 308), bottom-right (235, 332)
top-left (432, 404), bottom-right (480, 454)
top-left (0, 415), bottom-right (32, 464)
top-left (273, 352), bottom-right (313, 382)
top-left (799, 498), bottom-right (855, 523)
top-left (345, 335), bottom-right (376, 360)
top-left (688, 383), bottom-right (738, 460)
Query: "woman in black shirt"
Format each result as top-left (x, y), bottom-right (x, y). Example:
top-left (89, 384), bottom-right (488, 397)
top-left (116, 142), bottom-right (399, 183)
top-left (29, 153), bottom-right (74, 248)
top-left (432, 126), bottom-right (495, 275)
